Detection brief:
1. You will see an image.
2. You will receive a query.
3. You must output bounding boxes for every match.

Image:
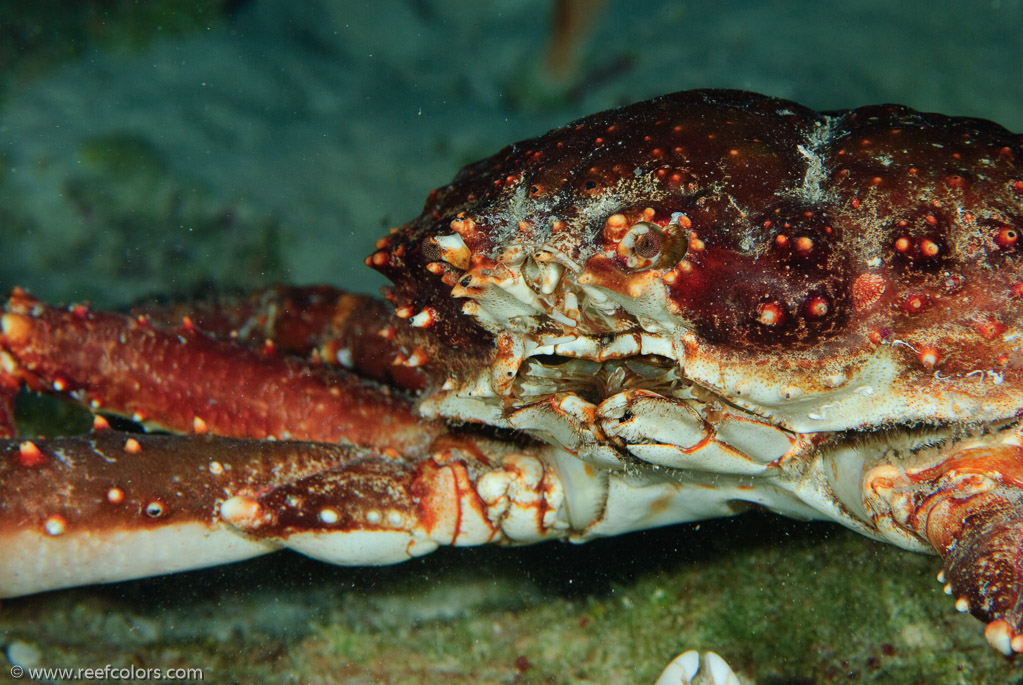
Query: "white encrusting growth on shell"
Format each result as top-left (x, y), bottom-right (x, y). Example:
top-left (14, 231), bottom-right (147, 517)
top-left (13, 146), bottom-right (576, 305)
top-left (319, 508), bottom-right (339, 525)
top-left (43, 515), bottom-right (66, 537)
top-left (220, 495), bottom-right (263, 528)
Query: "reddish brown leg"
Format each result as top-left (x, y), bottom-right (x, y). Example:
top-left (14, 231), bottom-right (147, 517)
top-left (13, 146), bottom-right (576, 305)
top-left (0, 371), bottom-right (18, 439)
top-left (128, 284), bottom-right (427, 392)
top-left (0, 288), bottom-right (568, 598)
top-left (0, 429), bottom-right (565, 597)
top-left (0, 288), bottom-right (438, 453)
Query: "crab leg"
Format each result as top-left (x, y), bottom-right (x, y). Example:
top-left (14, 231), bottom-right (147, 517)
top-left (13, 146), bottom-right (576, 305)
top-left (0, 431), bottom-right (566, 597)
top-left (125, 284), bottom-right (428, 392)
top-left (863, 429), bottom-right (1023, 655)
top-left (0, 289), bottom-right (567, 596)
top-left (0, 288), bottom-right (434, 450)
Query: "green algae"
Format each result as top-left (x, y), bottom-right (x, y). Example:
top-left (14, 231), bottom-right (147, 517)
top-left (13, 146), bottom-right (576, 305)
top-left (0, 131), bottom-right (284, 306)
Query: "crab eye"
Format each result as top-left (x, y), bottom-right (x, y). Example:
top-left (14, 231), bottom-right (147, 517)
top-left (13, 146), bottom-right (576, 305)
top-left (617, 222), bottom-right (664, 269)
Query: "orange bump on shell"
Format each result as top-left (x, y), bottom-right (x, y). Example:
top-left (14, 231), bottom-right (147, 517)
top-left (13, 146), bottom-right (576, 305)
top-left (995, 227), bottom-right (1019, 248)
top-left (107, 487), bottom-right (125, 504)
top-left (757, 302), bottom-right (783, 326)
top-left (124, 438), bottom-right (142, 454)
top-left (902, 294), bottom-right (927, 314)
top-left (606, 213), bottom-right (628, 229)
top-left (806, 297), bottom-right (829, 318)
top-left (193, 416), bottom-right (209, 434)
top-left (17, 441), bottom-right (46, 468)
top-left (973, 317), bottom-right (1006, 340)
top-left (919, 238), bottom-right (940, 257)
top-left (403, 348), bottom-right (430, 367)
top-left (92, 415), bottom-right (111, 431)
top-left (917, 345), bottom-right (941, 368)
top-left (895, 236), bottom-right (911, 252)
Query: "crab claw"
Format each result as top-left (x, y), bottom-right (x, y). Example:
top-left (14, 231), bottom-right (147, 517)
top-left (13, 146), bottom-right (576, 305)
top-left (941, 498), bottom-right (1023, 655)
top-left (863, 437), bottom-right (1023, 655)
top-left (655, 650), bottom-right (743, 685)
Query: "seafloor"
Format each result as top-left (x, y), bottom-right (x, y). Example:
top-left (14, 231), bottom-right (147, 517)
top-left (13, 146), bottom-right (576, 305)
top-left (1, 1), bottom-right (1022, 683)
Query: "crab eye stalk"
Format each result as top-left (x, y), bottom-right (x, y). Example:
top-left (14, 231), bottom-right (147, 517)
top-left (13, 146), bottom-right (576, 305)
top-left (616, 221), bottom-right (665, 270)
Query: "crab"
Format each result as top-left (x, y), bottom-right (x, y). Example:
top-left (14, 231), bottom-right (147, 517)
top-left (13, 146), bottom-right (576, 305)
top-left (2, 89), bottom-right (1023, 659)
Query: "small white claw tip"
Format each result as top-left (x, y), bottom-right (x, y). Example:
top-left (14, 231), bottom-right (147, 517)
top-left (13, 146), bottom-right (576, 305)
top-left (704, 652), bottom-right (742, 685)
top-left (654, 650), bottom-right (699, 685)
top-left (655, 650), bottom-right (742, 685)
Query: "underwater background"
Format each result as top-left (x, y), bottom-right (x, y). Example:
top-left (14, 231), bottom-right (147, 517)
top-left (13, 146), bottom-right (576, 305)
top-left (1, 1), bottom-right (1022, 682)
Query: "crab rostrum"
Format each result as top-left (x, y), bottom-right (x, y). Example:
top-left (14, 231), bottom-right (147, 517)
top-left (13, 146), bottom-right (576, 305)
top-left (3, 90), bottom-right (1023, 655)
